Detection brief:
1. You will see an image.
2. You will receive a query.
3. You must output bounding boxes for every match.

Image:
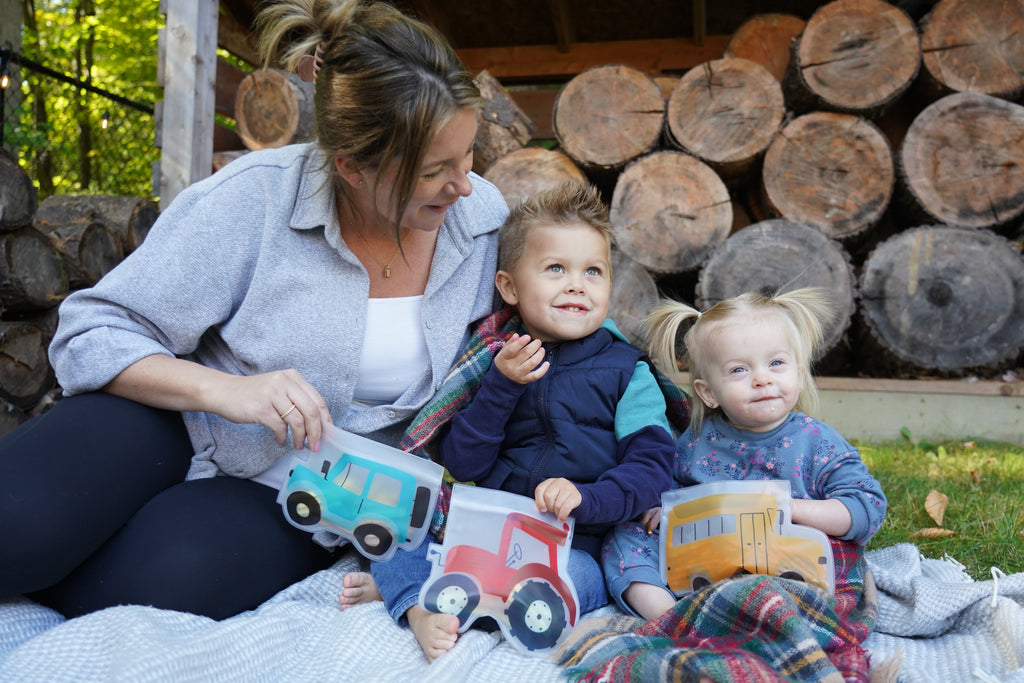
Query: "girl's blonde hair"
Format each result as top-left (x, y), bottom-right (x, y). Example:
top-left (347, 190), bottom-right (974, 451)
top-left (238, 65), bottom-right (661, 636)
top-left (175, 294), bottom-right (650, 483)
top-left (254, 0), bottom-right (482, 242)
top-left (644, 288), bottom-right (835, 434)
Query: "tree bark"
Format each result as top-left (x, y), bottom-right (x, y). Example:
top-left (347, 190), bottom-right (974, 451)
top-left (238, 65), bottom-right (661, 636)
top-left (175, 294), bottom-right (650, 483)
top-left (695, 219), bottom-right (857, 356)
top-left (898, 92), bottom-right (1024, 231)
top-left (610, 151), bottom-right (731, 275)
top-left (0, 227), bottom-right (69, 313)
top-left (0, 151), bottom-right (38, 231)
top-left (235, 68), bottom-right (316, 150)
top-left (919, 0), bottom-right (1024, 101)
top-left (0, 320), bottom-right (56, 410)
top-left (665, 57), bottom-right (785, 184)
top-left (38, 221), bottom-right (123, 289)
top-left (859, 225), bottom-right (1024, 373)
top-left (472, 70), bottom-right (536, 176)
top-left (34, 194), bottom-right (159, 254)
top-left (483, 147), bottom-right (585, 209)
top-left (785, 0), bottom-right (920, 118)
top-left (553, 65), bottom-right (665, 170)
top-left (724, 13), bottom-right (806, 84)
top-left (761, 112), bottom-right (894, 241)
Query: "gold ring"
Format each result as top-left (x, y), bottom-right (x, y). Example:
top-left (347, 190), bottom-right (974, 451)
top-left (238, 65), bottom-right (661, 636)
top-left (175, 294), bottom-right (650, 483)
top-left (279, 403), bottom-right (297, 420)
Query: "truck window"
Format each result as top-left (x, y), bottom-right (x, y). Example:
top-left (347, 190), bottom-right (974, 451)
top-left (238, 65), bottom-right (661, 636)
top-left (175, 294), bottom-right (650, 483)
top-left (367, 472), bottom-right (403, 508)
top-left (334, 462), bottom-right (370, 496)
top-left (672, 513), bottom-right (737, 546)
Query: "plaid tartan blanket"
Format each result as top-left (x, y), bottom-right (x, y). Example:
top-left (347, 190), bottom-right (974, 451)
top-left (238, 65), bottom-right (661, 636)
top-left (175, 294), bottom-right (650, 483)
top-left (556, 539), bottom-right (877, 683)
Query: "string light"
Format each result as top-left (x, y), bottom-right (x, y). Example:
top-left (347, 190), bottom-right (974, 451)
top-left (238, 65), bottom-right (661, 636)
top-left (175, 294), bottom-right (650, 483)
top-left (100, 111), bottom-right (109, 130)
top-left (0, 62), bottom-right (8, 90)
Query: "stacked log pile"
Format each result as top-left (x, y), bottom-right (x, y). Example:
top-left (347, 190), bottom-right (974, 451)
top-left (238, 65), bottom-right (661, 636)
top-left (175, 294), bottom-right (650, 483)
top-left (481, 0), bottom-right (1024, 378)
top-left (0, 149), bottom-right (158, 433)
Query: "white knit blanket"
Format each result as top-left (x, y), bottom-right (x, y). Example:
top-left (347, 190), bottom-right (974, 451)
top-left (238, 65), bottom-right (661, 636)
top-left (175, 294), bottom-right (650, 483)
top-left (1, 543), bottom-right (1022, 682)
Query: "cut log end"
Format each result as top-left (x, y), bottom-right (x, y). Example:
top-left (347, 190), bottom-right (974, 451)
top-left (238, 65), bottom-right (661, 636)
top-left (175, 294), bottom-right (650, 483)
top-left (859, 225), bottom-right (1024, 372)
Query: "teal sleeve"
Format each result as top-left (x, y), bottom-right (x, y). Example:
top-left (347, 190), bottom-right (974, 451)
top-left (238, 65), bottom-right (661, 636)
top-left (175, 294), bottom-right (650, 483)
top-left (615, 361), bottom-right (672, 440)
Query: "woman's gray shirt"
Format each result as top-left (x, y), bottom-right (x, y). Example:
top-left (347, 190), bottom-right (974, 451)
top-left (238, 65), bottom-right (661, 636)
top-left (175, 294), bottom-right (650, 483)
top-left (49, 143), bottom-right (508, 480)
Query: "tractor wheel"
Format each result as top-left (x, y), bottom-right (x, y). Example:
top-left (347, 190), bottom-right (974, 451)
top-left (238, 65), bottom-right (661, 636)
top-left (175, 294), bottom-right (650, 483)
top-left (504, 579), bottom-right (567, 651)
top-left (353, 522), bottom-right (394, 558)
top-left (285, 491), bottom-right (321, 526)
top-left (423, 573), bottom-right (479, 627)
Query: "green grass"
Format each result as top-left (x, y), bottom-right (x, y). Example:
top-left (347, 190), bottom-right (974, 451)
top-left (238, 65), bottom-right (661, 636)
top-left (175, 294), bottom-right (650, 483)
top-left (859, 433), bottom-right (1024, 580)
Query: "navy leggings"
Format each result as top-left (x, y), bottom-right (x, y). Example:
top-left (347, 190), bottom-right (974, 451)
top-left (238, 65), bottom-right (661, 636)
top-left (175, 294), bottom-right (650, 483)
top-left (0, 393), bottom-right (333, 620)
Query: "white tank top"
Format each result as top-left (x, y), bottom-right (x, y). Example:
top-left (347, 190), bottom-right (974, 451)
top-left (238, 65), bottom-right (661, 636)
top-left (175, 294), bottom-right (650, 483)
top-left (352, 295), bottom-right (429, 404)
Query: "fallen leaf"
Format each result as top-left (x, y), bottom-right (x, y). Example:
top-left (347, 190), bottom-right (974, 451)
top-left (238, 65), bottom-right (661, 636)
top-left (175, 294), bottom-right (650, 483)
top-left (963, 441), bottom-right (976, 449)
top-left (971, 470), bottom-right (982, 484)
top-left (910, 528), bottom-right (958, 539)
top-left (925, 490), bottom-right (949, 526)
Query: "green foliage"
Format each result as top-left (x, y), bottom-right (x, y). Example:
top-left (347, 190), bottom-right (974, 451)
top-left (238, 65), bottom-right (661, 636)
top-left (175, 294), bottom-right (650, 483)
top-left (14, 0), bottom-right (161, 198)
top-left (861, 436), bottom-right (1024, 580)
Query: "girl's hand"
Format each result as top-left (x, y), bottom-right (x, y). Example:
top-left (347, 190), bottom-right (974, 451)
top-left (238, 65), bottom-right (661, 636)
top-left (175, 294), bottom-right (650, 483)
top-left (203, 369), bottom-right (333, 451)
top-left (534, 477), bottom-right (582, 521)
top-left (641, 506), bottom-right (662, 534)
top-left (494, 333), bottom-right (549, 384)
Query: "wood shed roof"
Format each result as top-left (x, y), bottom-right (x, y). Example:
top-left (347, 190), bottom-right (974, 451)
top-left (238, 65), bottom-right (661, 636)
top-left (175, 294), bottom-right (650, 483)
top-left (217, 0), bottom-right (839, 81)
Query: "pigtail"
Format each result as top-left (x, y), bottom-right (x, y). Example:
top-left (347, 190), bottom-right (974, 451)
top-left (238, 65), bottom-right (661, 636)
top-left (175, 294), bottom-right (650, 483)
top-left (768, 287), bottom-right (836, 416)
top-left (643, 299), bottom-right (704, 430)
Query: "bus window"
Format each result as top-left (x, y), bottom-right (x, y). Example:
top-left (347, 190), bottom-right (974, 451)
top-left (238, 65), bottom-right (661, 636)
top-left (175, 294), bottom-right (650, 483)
top-left (672, 513), bottom-right (737, 546)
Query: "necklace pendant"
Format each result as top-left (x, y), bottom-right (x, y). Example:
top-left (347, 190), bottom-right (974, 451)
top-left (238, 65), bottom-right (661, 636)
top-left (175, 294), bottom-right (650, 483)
top-left (384, 264), bottom-right (391, 278)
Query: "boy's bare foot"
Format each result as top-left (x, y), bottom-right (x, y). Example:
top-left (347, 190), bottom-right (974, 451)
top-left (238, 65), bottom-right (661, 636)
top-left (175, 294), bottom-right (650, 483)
top-left (407, 605), bottom-right (459, 661)
top-left (338, 571), bottom-right (382, 610)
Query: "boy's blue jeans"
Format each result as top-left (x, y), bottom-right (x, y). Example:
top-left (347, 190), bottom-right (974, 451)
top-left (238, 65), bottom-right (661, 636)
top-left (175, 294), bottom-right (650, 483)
top-left (371, 533), bottom-right (609, 624)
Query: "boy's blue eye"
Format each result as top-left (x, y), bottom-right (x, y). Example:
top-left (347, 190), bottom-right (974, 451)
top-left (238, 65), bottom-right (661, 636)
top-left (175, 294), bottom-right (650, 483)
top-left (586, 267), bottom-right (602, 276)
top-left (548, 264), bottom-right (564, 273)
top-left (770, 359), bottom-right (785, 368)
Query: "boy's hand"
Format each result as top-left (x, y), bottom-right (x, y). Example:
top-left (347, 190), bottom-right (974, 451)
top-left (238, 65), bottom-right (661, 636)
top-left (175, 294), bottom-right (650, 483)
top-left (534, 477), bottom-right (582, 521)
top-left (494, 333), bottom-right (549, 384)
top-left (641, 506), bottom-right (662, 534)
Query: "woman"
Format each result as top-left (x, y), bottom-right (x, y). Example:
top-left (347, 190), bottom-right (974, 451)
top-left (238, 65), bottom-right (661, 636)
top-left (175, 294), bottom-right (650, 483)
top-left (0, 0), bottom-right (508, 620)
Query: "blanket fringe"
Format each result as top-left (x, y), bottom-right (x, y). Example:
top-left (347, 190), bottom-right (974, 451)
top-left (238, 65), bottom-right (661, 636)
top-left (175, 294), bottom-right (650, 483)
top-left (868, 650), bottom-right (902, 683)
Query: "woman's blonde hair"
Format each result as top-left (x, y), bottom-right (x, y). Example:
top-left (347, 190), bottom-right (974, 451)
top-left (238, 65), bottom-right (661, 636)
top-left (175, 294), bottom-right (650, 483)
top-left (254, 0), bottom-right (482, 240)
top-left (644, 288), bottom-right (835, 434)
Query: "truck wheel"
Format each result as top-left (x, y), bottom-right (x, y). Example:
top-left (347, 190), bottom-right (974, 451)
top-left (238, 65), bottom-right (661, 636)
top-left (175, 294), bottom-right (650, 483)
top-left (354, 523), bottom-right (394, 558)
top-left (505, 579), bottom-right (567, 651)
top-left (423, 573), bottom-right (479, 627)
top-left (285, 492), bottom-right (321, 526)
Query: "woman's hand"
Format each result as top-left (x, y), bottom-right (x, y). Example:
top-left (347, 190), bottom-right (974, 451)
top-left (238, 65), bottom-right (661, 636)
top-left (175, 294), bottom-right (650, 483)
top-left (104, 355), bottom-right (333, 451)
top-left (204, 369), bottom-right (333, 451)
top-left (534, 477), bottom-right (582, 521)
top-left (493, 333), bottom-right (549, 384)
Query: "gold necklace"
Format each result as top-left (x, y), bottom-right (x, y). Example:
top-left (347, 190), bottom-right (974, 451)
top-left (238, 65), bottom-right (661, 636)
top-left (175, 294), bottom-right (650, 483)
top-left (350, 226), bottom-right (403, 278)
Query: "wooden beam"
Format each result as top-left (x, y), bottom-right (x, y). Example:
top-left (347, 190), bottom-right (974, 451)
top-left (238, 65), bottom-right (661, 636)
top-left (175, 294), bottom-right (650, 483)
top-left (456, 35), bottom-right (730, 81)
top-left (217, 5), bottom-right (261, 67)
top-left (157, 0), bottom-right (218, 208)
top-left (215, 56), bottom-right (247, 119)
top-left (547, 0), bottom-right (575, 53)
